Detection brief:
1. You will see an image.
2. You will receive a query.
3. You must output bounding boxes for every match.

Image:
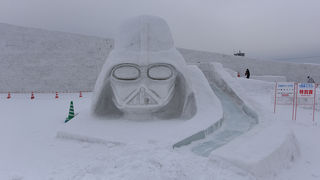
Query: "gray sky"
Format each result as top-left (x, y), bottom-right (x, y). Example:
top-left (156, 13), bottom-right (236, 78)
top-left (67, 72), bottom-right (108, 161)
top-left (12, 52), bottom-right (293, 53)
top-left (1, 0), bottom-right (320, 60)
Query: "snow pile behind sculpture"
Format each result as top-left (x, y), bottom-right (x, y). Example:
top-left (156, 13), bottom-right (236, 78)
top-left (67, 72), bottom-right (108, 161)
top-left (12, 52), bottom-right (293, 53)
top-left (92, 15), bottom-right (196, 120)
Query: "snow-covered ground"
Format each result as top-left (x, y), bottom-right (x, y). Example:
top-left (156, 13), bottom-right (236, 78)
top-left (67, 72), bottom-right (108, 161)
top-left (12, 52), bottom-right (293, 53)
top-left (0, 93), bottom-right (248, 180)
top-left (1, 65), bottom-right (319, 179)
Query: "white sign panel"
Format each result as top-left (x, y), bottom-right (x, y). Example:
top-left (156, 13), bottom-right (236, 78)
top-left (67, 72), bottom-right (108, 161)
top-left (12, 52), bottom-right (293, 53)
top-left (297, 83), bottom-right (315, 97)
top-left (276, 82), bottom-right (295, 97)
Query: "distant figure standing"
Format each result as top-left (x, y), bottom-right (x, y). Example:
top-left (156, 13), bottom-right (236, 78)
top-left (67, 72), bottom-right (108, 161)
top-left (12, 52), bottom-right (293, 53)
top-left (245, 69), bottom-right (250, 79)
top-left (307, 76), bottom-right (315, 83)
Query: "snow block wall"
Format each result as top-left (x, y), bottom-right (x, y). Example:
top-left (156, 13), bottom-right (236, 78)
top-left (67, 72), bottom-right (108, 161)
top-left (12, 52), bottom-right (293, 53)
top-left (0, 23), bottom-right (319, 92)
top-left (0, 23), bottom-right (113, 92)
top-left (180, 48), bottom-right (320, 83)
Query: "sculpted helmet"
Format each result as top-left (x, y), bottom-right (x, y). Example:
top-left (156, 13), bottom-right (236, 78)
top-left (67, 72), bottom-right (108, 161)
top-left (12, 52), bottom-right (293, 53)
top-left (92, 15), bottom-right (196, 119)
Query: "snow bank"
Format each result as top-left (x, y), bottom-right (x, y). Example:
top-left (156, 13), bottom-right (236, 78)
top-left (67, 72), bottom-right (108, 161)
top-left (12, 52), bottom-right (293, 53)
top-left (56, 131), bottom-right (124, 147)
top-left (251, 75), bottom-right (287, 82)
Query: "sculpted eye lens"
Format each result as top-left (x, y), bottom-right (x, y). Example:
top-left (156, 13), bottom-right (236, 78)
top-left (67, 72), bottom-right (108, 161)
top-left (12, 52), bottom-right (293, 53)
top-left (113, 65), bottom-right (140, 80)
top-left (148, 65), bottom-right (173, 80)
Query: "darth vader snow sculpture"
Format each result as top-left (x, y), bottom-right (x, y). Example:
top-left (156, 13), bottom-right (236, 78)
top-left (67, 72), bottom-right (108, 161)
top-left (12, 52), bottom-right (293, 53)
top-left (92, 15), bottom-right (196, 119)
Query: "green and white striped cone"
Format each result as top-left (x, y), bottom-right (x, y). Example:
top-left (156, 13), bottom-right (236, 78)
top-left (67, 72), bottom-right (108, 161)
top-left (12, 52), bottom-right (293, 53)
top-left (65, 101), bottom-right (75, 123)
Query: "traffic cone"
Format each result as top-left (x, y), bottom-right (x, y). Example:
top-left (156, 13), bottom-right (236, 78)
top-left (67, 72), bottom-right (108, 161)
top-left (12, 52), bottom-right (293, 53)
top-left (65, 101), bottom-right (75, 123)
top-left (7, 92), bottom-right (11, 99)
top-left (237, 72), bottom-right (240, 77)
top-left (79, 91), bottom-right (83, 98)
top-left (55, 92), bottom-right (59, 99)
top-left (31, 92), bottom-right (35, 99)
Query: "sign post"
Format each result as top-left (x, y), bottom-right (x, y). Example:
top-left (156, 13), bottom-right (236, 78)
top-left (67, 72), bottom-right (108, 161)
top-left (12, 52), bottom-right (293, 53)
top-left (313, 85), bottom-right (316, 122)
top-left (292, 83), bottom-right (297, 120)
top-left (295, 83), bottom-right (298, 120)
top-left (274, 82), bottom-right (295, 116)
top-left (274, 82), bottom-right (277, 113)
top-left (296, 83), bottom-right (315, 121)
top-left (314, 84), bottom-right (319, 122)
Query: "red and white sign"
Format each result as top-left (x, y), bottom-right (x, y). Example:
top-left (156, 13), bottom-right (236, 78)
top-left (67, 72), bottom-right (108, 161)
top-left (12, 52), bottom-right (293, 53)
top-left (297, 83), bottom-right (315, 97)
top-left (295, 83), bottom-right (317, 122)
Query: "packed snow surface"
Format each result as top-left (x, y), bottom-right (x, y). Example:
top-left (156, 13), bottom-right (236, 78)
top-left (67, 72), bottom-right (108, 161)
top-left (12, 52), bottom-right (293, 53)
top-left (0, 92), bottom-right (251, 180)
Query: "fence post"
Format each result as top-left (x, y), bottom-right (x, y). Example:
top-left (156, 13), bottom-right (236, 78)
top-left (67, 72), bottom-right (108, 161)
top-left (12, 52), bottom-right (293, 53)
top-left (313, 84), bottom-right (317, 122)
top-left (292, 82), bottom-right (296, 120)
top-left (274, 82), bottom-right (277, 113)
top-left (295, 83), bottom-right (298, 120)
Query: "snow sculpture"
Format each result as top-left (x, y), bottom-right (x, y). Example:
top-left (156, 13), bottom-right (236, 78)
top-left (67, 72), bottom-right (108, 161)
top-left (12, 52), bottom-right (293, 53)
top-left (92, 15), bottom-right (196, 119)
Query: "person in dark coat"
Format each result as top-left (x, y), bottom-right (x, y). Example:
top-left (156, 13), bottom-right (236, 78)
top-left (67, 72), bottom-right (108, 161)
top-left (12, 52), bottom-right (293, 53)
top-left (245, 69), bottom-right (250, 79)
top-left (307, 76), bottom-right (315, 83)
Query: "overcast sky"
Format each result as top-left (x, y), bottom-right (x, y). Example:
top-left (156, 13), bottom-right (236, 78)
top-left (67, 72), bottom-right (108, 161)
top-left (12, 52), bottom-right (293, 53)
top-left (1, 0), bottom-right (320, 60)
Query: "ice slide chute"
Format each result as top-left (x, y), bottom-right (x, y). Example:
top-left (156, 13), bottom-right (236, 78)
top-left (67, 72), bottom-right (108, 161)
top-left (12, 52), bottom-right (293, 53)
top-left (190, 63), bottom-right (258, 157)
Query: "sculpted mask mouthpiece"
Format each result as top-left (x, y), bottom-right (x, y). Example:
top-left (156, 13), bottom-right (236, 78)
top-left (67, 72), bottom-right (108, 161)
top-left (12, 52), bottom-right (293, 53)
top-left (127, 87), bottom-right (158, 105)
top-left (110, 63), bottom-right (176, 113)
